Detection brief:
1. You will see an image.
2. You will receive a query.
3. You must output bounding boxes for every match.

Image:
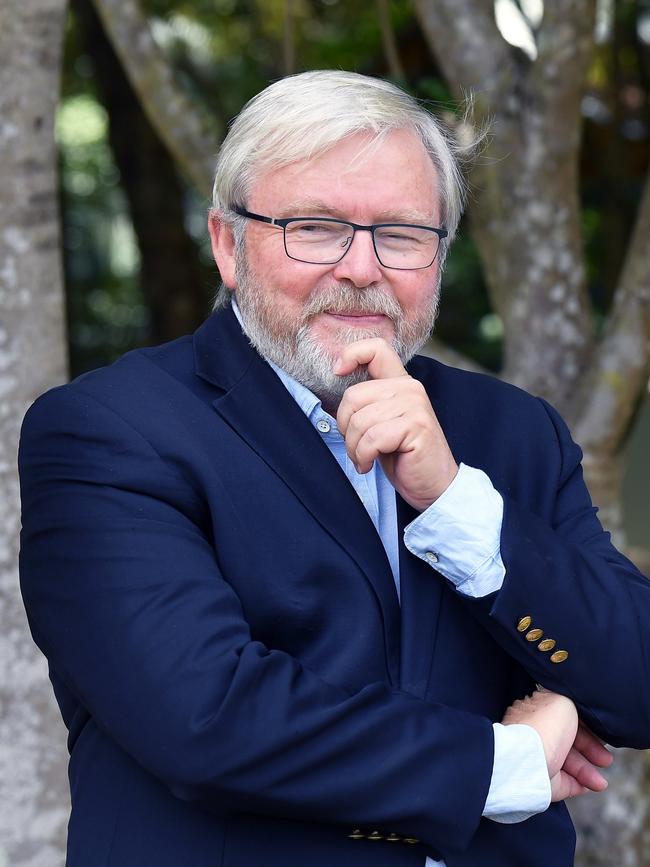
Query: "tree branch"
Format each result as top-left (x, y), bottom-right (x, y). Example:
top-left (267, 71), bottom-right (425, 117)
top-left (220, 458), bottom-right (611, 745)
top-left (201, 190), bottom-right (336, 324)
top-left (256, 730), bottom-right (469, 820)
top-left (412, 0), bottom-right (514, 102)
top-left (530, 0), bottom-right (597, 141)
top-left (91, 0), bottom-right (219, 199)
top-left (376, 0), bottom-right (406, 81)
top-left (574, 167), bottom-right (650, 454)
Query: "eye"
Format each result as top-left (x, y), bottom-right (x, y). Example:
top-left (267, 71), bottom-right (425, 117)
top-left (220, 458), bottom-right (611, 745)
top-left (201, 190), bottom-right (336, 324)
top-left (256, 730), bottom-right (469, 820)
top-left (376, 226), bottom-right (432, 248)
top-left (286, 221), bottom-right (350, 244)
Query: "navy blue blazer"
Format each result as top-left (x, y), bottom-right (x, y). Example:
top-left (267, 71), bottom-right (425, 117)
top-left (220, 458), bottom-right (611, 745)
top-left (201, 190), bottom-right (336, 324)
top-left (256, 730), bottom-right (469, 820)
top-left (19, 305), bottom-right (650, 866)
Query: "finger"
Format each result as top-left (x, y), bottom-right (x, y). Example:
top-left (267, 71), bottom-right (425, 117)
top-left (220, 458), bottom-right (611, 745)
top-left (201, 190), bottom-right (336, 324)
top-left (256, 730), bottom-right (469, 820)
top-left (337, 379), bottom-right (408, 435)
top-left (353, 418), bottom-right (410, 474)
top-left (334, 338), bottom-right (407, 380)
top-left (551, 769), bottom-right (589, 802)
top-left (342, 398), bottom-right (405, 465)
top-left (561, 746), bottom-right (609, 792)
top-left (573, 725), bottom-right (613, 768)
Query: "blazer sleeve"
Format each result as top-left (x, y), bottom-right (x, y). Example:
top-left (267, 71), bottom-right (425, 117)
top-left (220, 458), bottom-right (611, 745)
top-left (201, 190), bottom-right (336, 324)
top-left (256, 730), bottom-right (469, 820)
top-left (466, 396), bottom-right (650, 749)
top-left (18, 383), bottom-right (494, 856)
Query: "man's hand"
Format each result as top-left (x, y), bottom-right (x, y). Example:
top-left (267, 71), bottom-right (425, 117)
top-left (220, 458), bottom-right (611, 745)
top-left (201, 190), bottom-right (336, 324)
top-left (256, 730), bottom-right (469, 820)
top-left (335, 338), bottom-right (458, 511)
top-left (502, 690), bottom-right (613, 801)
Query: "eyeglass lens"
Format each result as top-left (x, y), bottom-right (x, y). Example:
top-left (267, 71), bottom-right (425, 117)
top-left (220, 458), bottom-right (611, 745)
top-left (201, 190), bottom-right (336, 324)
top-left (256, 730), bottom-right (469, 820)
top-left (284, 220), bottom-right (439, 268)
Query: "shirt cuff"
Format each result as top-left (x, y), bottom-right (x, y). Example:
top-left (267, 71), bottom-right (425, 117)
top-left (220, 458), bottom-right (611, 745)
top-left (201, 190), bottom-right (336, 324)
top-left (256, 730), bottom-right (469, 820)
top-left (403, 462), bottom-right (506, 597)
top-left (484, 723), bottom-right (552, 823)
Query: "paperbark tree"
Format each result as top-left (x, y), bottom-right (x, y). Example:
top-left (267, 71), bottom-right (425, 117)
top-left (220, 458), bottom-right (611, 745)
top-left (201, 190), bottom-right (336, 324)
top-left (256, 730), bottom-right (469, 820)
top-left (4, 0), bottom-right (649, 863)
top-left (0, 0), bottom-right (70, 864)
top-left (412, 1), bottom-right (650, 862)
top-left (412, 0), bottom-right (650, 546)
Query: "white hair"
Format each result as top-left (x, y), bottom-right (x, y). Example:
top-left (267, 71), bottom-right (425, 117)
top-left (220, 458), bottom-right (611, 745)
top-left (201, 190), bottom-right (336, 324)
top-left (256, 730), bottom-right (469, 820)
top-left (212, 70), bottom-right (469, 242)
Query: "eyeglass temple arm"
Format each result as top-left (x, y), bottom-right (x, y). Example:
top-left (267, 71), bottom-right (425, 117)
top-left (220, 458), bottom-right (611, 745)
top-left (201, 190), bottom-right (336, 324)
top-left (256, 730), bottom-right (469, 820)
top-left (230, 205), bottom-right (278, 225)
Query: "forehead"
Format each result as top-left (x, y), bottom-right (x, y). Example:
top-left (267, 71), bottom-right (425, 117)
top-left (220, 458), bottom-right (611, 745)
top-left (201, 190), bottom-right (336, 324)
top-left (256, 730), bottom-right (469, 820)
top-left (248, 129), bottom-right (440, 223)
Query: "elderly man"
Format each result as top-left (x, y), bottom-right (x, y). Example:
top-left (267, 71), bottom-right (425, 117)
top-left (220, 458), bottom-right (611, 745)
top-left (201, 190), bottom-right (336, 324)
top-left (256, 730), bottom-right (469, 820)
top-left (19, 71), bottom-right (650, 867)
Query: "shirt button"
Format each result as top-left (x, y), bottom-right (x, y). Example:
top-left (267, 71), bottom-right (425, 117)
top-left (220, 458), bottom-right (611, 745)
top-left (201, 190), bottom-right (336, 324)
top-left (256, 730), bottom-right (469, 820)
top-left (425, 551), bottom-right (439, 563)
top-left (316, 419), bottom-right (331, 433)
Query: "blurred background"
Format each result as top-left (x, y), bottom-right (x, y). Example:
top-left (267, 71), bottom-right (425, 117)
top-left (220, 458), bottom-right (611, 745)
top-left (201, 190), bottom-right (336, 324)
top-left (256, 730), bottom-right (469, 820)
top-left (2, 0), bottom-right (649, 864)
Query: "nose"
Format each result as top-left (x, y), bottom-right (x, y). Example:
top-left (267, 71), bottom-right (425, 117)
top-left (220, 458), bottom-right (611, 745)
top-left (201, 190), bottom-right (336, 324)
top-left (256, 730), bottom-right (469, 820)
top-left (331, 228), bottom-right (383, 288)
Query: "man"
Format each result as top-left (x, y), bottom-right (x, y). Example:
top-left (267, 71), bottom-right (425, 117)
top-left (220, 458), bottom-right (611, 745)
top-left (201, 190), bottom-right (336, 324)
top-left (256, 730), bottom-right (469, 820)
top-left (19, 71), bottom-right (650, 866)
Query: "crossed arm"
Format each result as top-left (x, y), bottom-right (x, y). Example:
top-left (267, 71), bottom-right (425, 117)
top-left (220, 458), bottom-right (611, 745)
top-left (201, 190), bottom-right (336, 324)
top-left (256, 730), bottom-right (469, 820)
top-left (18, 340), bottom-right (650, 854)
top-left (334, 337), bottom-right (637, 803)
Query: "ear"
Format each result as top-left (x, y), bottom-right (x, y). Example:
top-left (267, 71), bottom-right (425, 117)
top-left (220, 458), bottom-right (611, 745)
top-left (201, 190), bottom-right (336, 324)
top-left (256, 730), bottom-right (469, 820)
top-left (208, 210), bottom-right (237, 289)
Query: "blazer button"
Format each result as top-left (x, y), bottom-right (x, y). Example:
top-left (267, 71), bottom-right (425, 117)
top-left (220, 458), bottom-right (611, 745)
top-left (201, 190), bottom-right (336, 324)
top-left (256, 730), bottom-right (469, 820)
top-left (348, 829), bottom-right (365, 840)
top-left (550, 650), bottom-right (569, 663)
top-left (403, 837), bottom-right (420, 844)
top-left (385, 833), bottom-right (402, 842)
top-left (538, 639), bottom-right (556, 651)
top-left (367, 831), bottom-right (384, 841)
top-left (517, 616), bottom-right (532, 632)
top-left (526, 628), bottom-right (544, 642)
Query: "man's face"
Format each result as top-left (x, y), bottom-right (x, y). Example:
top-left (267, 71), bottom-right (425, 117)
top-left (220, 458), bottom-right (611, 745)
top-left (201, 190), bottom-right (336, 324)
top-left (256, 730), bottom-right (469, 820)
top-left (219, 129), bottom-right (443, 405)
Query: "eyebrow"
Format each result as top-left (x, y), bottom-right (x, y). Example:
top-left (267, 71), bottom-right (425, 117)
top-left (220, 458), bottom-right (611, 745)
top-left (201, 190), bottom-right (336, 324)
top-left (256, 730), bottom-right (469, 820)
top-left (273, 198), bottom-right (437, 225)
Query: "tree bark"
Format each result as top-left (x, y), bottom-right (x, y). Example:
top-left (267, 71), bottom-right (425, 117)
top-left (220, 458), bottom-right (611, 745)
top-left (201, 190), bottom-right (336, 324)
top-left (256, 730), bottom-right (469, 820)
top-left (74, 0), bottom-right (211, 343)
top-left (91, 0), bottom-right (219, 198)
top-left (414, 0), bottom-right (599, 419)
top-left (0, 1), bottom-right (70, 864)
top-left (413, 1), bottom-right (650, 862)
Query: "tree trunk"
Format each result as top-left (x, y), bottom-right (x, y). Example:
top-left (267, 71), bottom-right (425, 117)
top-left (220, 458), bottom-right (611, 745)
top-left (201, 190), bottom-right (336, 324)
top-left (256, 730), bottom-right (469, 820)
top-left (0, 1), bottom-right (70, 865)
top-left (412, 1), bottom-right (650, 862)
top-left (74, 0), bottom-right (211, 344)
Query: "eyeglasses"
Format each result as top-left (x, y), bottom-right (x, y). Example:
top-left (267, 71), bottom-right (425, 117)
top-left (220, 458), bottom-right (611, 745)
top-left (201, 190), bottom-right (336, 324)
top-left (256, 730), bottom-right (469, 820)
top-left (230, 205), bottom-right (448, 270)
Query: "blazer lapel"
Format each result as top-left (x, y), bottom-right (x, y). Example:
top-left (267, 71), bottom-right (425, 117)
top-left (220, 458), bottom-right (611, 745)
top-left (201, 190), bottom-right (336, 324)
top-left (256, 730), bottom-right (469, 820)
top-left (193, 307), bottom-right (401, 684)
top-left (397, 364), bottom-right (456, 698)
top-left (397, 494), bottom-right (444, 697)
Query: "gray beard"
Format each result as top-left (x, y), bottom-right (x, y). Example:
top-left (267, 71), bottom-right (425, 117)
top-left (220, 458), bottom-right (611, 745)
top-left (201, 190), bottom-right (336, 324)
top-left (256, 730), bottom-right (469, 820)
top-left (233, 256), bottom-right (440, 408)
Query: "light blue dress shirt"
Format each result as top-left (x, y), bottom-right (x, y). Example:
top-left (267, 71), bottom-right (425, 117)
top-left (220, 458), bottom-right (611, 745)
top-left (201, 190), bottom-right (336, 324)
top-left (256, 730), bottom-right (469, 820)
top-left (231, 300), bottom-right (550, 864)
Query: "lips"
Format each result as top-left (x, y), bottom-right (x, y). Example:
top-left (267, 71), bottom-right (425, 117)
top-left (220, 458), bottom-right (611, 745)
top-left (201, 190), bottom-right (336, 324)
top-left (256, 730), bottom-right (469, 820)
top-left (323, 310), bottom-right (390, 324)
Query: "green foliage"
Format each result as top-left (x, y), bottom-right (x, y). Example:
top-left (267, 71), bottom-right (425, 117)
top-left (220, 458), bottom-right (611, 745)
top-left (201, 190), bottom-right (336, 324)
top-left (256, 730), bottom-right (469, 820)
top-left (59, 0), bottom-right (648, 376)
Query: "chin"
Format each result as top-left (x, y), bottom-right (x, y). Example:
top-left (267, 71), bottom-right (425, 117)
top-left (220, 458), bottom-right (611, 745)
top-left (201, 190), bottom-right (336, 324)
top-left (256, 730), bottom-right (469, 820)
top-left (312, 323), bottom-right (395, 354)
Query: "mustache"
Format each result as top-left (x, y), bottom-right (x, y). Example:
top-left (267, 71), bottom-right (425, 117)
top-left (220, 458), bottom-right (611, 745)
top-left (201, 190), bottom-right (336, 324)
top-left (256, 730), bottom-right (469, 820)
top-left (301, 285), bottom-right (402, 322)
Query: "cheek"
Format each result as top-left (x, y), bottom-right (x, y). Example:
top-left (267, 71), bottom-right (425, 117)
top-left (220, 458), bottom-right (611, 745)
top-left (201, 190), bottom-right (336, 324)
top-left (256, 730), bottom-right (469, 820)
top-left (397, 273), bottom-right (438, 315)
top-left (262, 267), bottom-right (332, 311)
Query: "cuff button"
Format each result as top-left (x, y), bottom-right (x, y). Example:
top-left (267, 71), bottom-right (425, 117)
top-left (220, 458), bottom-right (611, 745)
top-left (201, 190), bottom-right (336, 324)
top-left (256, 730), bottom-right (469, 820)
top-left (517, 616), bottom-right (532, 632)
top-left (550, 650), bottom-right (569, 663)
top-left (526, 628), bottom-right (544, 642)
top-left (538, 639), bottom-right (556, 652)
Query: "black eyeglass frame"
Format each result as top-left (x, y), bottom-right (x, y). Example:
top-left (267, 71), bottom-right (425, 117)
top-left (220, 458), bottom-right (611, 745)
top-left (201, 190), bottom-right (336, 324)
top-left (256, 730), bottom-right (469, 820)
top-left (230, 205), bottom-right (448, 271)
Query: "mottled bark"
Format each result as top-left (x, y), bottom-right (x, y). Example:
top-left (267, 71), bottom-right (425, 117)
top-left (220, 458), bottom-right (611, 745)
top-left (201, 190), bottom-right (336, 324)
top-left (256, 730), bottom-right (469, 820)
top-left (75, 0), bottom-right (211, 343)
top-left (0, 1), bottom-right (70, 865)
top-left (574, 169), bottom-right (650, 454)
top-left (91, 0), bottom-right (219, 199)
top-left (414, 0), bottom-right (598, 418)
top-left (414, 2), bottom-right (650, 862)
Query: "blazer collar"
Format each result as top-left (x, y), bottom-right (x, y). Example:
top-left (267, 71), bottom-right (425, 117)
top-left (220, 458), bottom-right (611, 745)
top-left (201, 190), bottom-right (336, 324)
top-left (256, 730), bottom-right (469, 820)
top-left (193, 305), bottom-right (401, 684)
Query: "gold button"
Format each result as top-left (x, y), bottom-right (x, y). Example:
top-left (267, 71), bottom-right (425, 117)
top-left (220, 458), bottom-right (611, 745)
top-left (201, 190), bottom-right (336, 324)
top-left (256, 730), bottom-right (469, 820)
top-left (403, 837), bottom-right (420, 844)
top-left (538, 639), bottom-right (556, 652)
top-left (526, 628), bottom-right (544, 641)
top-left (550, 650), bottom-right (569, 663)
top-left (348, 829), bottom-right (365, 840)
top-left (517, 616), bottom-right (532, 632)
top-left (385, 833), bottom-right (401, 842)
top-left (367, 831), bottom-right (383, 841)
